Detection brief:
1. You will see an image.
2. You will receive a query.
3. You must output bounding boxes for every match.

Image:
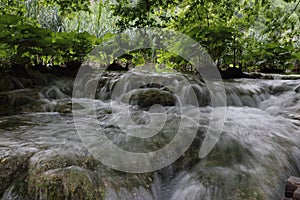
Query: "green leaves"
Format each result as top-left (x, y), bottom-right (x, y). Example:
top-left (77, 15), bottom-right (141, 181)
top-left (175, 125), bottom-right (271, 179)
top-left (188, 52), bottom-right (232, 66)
top-left (0, 12), bottom-right (99, 68)
top-left (1, 0), bottom-right (299, 72)
top-left (111, 0), bottom-right (180, 31)
top-left (132, 54), bottom-right (146, 66)
top-left (0, 14), bottom-right (22, 25)
top-left (37, 0), bottom-right (90, 15)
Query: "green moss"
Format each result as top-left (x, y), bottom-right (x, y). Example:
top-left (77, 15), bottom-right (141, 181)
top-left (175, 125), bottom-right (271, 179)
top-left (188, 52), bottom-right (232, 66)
top-left (28, 166), bottom-right (104, 200)
top-left (200, 138), bottom-right (253, 168)
top-left (100, 169), bottom-right (155, 193)
top-left (233, 188), bottom-right (265, 200)
top-left (29, 154), bottom-right (97, 174)
top-left (0, 152), bottom-right (31, 196)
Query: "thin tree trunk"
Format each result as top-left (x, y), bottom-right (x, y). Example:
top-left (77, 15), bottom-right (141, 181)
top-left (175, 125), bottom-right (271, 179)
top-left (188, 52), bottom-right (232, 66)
top-left (233, 34), bottom-right (236, 67)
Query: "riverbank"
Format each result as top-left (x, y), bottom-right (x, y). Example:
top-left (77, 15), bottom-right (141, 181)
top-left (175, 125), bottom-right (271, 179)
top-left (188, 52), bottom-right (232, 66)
top-left (1, 64), bottom-right (300, 92)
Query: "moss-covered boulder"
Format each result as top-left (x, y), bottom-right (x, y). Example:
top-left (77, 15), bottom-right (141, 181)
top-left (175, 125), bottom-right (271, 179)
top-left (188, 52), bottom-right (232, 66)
top-left (0, 149), bottom-right (31, 196)
top-left (54, 101), bottom-right (72, 113)
top-left (28, 166), bottom-right (103, 200)
top-left (15, 151), bottom-right (104, 200)
top-left (122, 88), bottom-right (177, 107)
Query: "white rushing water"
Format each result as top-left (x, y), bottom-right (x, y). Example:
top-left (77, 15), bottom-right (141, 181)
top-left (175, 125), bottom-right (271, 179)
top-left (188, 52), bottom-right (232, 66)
top-left (0, 71), bottom-right (299, 200)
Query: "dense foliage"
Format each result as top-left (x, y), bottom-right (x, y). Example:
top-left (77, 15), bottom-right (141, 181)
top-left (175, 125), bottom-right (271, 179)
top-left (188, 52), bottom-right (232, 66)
top-left (110, 0), bottom-right (300, 72)
top-left (0, 0), bottom-right (114, 69)
top-left (0, 0), bottom-right (300, 73)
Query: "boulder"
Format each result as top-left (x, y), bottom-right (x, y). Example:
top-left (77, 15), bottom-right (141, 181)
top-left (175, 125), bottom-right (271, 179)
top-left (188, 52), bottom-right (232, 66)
top-left (54, 101), bottom-right (72, 113)
top-left (0, 149), bottom-right (31, 196)
top-left (285, 176), bottom-right (300, 198)
top-left (123, 88), bottom-right (177, 107)
top-left (0, 90), bottom-right (39, 115)
top-left (20, 102), bottom-right (46, 113)
top-left (295, 85), bottom-right (300, 93)
top-left (27, 166), bottom-right (102, 200)
top-left (1, 150), bottom-right (102, 200)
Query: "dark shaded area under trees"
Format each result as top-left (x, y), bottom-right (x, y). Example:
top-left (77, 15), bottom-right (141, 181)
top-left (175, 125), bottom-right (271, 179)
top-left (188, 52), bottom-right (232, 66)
top-left (1, 0), bottom-right (300, 87)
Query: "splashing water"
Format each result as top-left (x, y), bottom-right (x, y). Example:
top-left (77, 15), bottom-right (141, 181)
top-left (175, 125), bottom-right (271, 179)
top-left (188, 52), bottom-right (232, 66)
top-left (0, 71), bottom-right (299, 199)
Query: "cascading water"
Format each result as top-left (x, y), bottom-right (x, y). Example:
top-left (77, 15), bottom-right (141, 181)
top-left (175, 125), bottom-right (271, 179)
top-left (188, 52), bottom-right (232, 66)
top-left (0, 70), bottom-right (299, 200)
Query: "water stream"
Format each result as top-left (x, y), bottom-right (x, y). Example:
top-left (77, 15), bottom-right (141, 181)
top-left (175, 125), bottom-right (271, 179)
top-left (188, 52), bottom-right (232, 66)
top-left (0, 71), bottom-right (299, 200)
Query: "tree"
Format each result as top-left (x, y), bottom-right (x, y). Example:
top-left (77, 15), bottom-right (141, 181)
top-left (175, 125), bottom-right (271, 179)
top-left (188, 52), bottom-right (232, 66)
top-left (0, 0), bottom-right (97, 68)
top-left (110, 0), bottom-right (180, 31)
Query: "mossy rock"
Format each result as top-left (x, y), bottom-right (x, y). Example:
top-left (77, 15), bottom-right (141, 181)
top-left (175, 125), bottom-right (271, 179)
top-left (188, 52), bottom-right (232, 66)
top-left (19, 102), bottom-right (47, 113)
top-left (54, 100), bottom-right (86, 113)
top-left (54, 101), bottom-right (72, 113)
top-left (28, 152), bottom-right (98, 174)
top-left (100, 170), bottom-right (155, 194)
top-left (199, 136), bottom-right (254, 168)
top-left (123, 88), bottom-right (177, 107)
top-left (0, 89), bottom-right (42, 114)
top-left (0, 150), bottom-right (31, 196)
top-left (28, 166), bottom-right (103, 200)
top-left (25, 152), bottom-right (103, 200)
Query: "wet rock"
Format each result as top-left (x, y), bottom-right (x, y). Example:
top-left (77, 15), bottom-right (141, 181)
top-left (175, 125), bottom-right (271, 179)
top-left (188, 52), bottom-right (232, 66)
top-left (20, 101), bottom-right (48, 113)
top-left (0, 149), bottom-right (31, 196)
top-left (0, 146), bottom-right (102, 199)
top-left (0, 90), bottom-right (42, 115)
top-left (28, 166), bottom-right (102, 200)
top-left (0, 65), bottom-right (52, 91)
top-left (24, 152), bottom-right (102, 200)
top-left (53, 100), bottom-right (85, 113)
top-left (0, 138), bottom-right (157, 200)
top-left (295, 85), bottom-right (300, 93)
top-left (0, 87), bottom-right (74, 115)
top-left (44, 87), bottom-right (67, 99)
top-left (12, 94), bottom-right (33, 107)
top-left (139, 83), bottom-right (165, 89)
top-left (289, 113), bottom-right (300, 121)
top-left (124, 88), bottom-right (177, 107)
top-left (54, 101), bottom-right (72, 113)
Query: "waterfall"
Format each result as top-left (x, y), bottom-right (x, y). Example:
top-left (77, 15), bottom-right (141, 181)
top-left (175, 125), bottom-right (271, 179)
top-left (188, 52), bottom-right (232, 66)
top-left (0, 71), bottom-right (299, 200)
